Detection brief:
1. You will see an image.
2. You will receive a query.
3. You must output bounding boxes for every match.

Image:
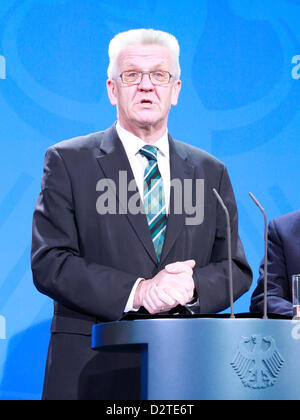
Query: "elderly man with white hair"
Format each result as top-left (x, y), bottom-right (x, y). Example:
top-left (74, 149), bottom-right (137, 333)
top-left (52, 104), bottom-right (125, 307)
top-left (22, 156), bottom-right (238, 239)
top-left (31, 28), bottom-right (252, 400)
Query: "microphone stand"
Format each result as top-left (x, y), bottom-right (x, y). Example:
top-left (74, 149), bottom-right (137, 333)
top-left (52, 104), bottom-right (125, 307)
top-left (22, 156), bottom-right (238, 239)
top-left (249, 193), bottom-right (268, 320)
top-left (213, 189), bottom-right (235, 319)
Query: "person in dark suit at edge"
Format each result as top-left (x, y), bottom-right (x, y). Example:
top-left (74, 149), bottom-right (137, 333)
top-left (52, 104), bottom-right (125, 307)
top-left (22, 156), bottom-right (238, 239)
top-left (251, 210), bottom-right (300, 316)
top-left (31, 28), bottom-right (252, 400)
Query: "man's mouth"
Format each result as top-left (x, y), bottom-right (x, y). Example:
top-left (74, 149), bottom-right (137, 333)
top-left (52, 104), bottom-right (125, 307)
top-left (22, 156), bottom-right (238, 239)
top-left (140, 99), bottom-right (153, 105)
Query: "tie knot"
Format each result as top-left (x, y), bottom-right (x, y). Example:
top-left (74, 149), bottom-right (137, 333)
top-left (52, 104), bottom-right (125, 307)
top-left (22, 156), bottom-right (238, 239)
top-left (139, 145), bottom-right (158, 162)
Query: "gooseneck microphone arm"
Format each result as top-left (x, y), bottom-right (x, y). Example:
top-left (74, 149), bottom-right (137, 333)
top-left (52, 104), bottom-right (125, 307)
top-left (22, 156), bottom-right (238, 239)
top-left (249, 192), bottom-right (268, 320)
top-left (213, 189), bottom-right (235, 319)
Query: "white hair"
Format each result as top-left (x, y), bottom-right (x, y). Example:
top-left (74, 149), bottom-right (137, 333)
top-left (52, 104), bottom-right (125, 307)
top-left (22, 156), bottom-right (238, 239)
top-left (107, 28), bottom-right (181, 79)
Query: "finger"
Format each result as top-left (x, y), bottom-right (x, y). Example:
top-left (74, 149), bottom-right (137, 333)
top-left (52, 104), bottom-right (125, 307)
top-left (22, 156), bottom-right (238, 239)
top-left (172, 277), bottom-right (194, 301)
top-left (143, 297), bottom-right (162, 314)
top-left (145, 284), bottom-right (175, 313)
top-left (170, 272), bottom-right (195, 292)
top-left (165, 259), bottom-right (195, 269)
top-left (165, 261), bottom-right (193, 275)
top-left (183, 259), bottom-right (196, 269)
top-left (146, 286), bottom-right (166, 310)
top-left (157, 272), bottom-right (194, 298)
top-left (143, 284), bottom-right (161, 312)
top-left (143, 295), bottom-right (156, 314)
top-left (155, 286), bottom-right (178, 306)
top-left (163, 287), bottom-right (188, 306)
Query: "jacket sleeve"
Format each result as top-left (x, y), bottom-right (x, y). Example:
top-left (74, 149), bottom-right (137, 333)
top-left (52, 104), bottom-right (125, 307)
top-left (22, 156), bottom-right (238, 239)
top-left (250, 219), bottom-right (293, 316)
top-left (31, 146), bottom-right (139, 321)
top-left (193, 165), bottom-right (253, 314)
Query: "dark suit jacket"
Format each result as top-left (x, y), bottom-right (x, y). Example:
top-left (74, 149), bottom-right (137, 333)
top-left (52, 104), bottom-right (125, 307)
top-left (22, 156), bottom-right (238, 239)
top-left (250, 210), bottom-right (300, 316)
top-left (31, 124), bottom-right (252, 399)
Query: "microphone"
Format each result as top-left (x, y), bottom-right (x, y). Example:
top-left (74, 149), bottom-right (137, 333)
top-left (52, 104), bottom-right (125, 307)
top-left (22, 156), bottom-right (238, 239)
top-left (249, 192), bottom-right (268, 320)
top-left (213, 189), bottom-right (235, 319)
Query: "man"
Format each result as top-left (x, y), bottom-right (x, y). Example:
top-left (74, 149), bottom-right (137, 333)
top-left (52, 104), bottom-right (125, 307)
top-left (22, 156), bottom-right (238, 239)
top-left (31, 28), bottom-right (252, 400)
top-left (251, 210), bottom-right (300, 316)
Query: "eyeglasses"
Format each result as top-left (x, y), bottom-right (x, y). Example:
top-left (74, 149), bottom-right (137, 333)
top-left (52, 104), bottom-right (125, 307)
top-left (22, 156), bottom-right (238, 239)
top-left (117, 70), bottom-right (174, 86)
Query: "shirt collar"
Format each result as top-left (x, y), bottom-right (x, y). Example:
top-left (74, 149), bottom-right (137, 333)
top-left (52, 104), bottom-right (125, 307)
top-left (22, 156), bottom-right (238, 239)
top-left (116, 121), bottom-right (169, 159)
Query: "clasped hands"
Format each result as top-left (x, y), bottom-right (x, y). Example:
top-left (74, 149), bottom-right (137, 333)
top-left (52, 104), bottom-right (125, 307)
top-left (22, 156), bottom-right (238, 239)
top-left (133, 260), bottom-right (196, 314)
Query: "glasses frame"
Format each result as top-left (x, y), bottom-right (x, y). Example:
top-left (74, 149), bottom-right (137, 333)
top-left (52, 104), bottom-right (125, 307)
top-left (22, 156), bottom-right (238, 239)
top-left (117, 70), bottom-right (174, 86)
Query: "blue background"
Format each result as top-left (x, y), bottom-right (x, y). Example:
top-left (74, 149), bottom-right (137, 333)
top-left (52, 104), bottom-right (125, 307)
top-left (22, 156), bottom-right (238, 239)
top-left (0, 0), bottom-right (299, 400)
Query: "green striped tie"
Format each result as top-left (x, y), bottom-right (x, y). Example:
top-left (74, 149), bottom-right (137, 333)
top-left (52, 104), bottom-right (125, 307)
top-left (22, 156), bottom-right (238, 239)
top-left (140, 145), bottom-right (167, 262)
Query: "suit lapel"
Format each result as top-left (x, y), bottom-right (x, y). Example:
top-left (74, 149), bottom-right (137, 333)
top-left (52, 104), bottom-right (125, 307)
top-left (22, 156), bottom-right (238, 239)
top-left (159, 135), bottom-right (196, 265)
top-left (96, 125), bottom-right (158, 264)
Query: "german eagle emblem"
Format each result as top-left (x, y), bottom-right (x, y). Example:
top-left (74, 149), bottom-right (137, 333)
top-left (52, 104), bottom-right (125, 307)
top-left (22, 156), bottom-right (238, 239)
top-left (231, 335), bottom-right (284, 389)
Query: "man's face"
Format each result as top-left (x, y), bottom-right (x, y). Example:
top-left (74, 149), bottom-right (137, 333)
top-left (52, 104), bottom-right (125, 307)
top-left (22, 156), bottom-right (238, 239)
top-left (107, 43), bottom-right (181, 134)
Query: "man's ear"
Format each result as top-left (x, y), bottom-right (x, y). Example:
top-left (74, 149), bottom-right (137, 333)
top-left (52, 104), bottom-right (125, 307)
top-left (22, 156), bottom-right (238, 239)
top-left (107, 79), bottom-right (118, 106)
top-left (171, 79), bottom-right (182, 106)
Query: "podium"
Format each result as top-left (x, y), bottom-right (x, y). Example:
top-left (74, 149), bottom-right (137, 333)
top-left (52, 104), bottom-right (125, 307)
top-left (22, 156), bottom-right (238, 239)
top-left (92, 316), bottom-right (300, 400)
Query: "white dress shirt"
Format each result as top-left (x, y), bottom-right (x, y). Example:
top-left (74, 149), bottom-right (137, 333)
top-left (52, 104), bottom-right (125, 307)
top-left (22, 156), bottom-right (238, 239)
top-left (116, 121), bottom-right (170, 212)
top-left (115, 121), bottom-right (171, 312)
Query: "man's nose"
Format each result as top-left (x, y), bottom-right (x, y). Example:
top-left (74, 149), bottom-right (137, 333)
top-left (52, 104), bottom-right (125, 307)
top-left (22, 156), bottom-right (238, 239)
top-left (138, 73), bottom-right (154, 90)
